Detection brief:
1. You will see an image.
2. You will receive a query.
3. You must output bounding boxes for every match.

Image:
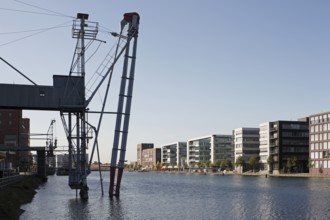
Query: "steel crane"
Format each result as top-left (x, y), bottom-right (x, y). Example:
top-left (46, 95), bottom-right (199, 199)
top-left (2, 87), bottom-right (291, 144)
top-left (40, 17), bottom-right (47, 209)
top-left (60, 12), bottom-right (140, 199)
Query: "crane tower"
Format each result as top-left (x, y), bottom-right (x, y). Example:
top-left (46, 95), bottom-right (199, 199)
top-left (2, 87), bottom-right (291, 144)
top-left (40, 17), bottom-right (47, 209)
top-left (0, 12), bottom-right (140, 199)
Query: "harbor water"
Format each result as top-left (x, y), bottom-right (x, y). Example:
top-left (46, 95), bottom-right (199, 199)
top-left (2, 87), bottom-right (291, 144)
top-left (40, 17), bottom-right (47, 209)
top-left (21, 171), bottom-right (330, 220)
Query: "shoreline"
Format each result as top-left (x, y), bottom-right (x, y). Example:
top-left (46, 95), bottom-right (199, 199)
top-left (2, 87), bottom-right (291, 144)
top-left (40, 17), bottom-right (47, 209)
top-left (0, 175), bottom-right (44, 220)
top-left (137, 170), bottom-right (330, 179)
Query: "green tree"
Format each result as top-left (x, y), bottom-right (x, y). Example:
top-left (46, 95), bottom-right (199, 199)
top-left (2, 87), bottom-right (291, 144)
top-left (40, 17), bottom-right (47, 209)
top-left (226, 159), bottom-right (233, 170)
top-left (156, 162), bottom-right (162, 171)
top-left (286, 158), bottom-right (293, 173)
top-left (267, 156), bottom-right (273, 172)
top-left (214, 160), bottom-right (221, 168)
top-left (292, 156), bottom-right (298, 172)
top-left (307, 159), bottom-right (314, 169)
top-left (197, 161), bottom-right (205, 169)
top-left (248, 156), bottom-right (258, 172)
top-left (220, 160), bottom-right (227, 170)
top-left (235, 156), bottom-right (244, 169)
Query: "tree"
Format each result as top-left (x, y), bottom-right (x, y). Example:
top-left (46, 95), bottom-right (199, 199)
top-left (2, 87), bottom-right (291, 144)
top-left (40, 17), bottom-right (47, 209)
top-left (226, 159), bottom-right (233, 170)
top-left (134, 163), bottom-right (142, 171)
top-left (307, 159), bottom-right (314, 169)
top-left (214, 160), bottom-right (221, 168)
top-left (248, 156), bottom-right (258, 172)
top-left (155, 162), bottom-right (162, 171)
top-left (267, 156), bottom-right (273, 172)
top-left (286, 158), bottom-right (293, 173)
top-left (220, 160), bottom-right (227, 170)
top-left (197, 161), bottom-right (205, 169)
top-left (292, 156), bottom-right (298, 172)
top-left (235, 156), bottom-right (244, 168)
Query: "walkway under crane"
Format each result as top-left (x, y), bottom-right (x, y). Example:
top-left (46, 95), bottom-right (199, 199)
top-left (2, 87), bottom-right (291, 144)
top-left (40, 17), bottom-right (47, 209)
top-left (0, 12), bottom-right (140, 199)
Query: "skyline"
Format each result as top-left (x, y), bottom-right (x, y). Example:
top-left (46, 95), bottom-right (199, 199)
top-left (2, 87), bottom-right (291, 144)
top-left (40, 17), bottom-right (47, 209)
top-left (0, 1), bottom-right (330, 163)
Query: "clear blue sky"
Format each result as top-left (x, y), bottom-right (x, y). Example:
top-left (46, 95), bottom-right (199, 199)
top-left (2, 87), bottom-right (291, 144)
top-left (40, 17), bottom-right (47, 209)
top-left (1, 0), bottom-right (330, 163)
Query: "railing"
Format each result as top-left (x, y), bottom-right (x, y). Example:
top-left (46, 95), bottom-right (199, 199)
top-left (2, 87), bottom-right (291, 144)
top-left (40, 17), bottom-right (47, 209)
top-left (0, 173), bottom-right (25, 188)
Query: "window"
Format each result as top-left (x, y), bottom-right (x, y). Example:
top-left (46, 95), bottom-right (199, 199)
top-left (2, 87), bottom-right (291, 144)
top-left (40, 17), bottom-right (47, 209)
top-left (311, 135), bottom-right (315, 141)
top-left (323, 150), bottom-right (330, 159)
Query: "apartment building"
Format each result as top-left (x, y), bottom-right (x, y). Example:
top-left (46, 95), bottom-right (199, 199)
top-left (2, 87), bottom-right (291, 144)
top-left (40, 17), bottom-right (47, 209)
top-left (233, 127), bottom-right (260, 163)
top-left (141, 148), bottom-right (161, 168)
top-left (259, 122), bottom-right (270, 171)
top-left (137, 143), bottom-right (154, 165)
top-left (187, 134), bottom-right (232, 165)
top-left (161, 142), bottom-right (187, 166)
top-left (310, 112), bottom-right (330, 175)
top-left (269, 119), bottom-right (309, 174)
top-left (137, 143), bottom-right (161, 168)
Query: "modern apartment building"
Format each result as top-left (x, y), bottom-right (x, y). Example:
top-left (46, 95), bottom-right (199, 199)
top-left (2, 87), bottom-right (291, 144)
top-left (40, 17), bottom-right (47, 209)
top-left (141, 148), bottom-right (161, 168)
top-left (136, 143), bottom-right (161, 168)
top-left (259, 122), bottom-right (270, 171)
top-left (233, 127), bottom-right (260, 161)
top-left (161, 142), bottom-right (187, 166)
top-left (137, 143), bottom-right (154, 165)
top-left (187, 134), bottom-right (232, 166)
top-left (310, 112), bottom-right (330, 175)
top-left (269, 119), bottom-right (309, 174)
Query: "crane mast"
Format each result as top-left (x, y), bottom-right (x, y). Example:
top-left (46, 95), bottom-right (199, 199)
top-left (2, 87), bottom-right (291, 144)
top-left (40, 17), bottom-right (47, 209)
top-left (0, 11), bottom-right (140, 199)
top-left (62, 12), bottom-right (140, 198)
top-left (109, 12), bottom-right (140, 197)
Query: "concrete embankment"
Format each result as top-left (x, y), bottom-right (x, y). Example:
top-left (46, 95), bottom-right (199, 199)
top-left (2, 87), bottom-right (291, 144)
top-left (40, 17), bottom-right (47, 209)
top-left (0, 175), bottom-right (44, 220)
top-left (151, 170), bottom-right (330, 179)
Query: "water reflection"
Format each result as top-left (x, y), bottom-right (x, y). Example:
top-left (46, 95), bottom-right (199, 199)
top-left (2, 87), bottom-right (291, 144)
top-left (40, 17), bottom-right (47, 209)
top-left (67, 198), bottom-right (90, 220)
top-left (109, 197), bottom-right (124, 220)
top-left (21, 172), bottom-right (330, 220)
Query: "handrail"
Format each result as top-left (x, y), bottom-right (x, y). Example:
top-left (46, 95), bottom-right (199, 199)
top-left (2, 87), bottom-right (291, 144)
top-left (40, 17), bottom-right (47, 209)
top-left (0, 173), bottom-right (24, 188)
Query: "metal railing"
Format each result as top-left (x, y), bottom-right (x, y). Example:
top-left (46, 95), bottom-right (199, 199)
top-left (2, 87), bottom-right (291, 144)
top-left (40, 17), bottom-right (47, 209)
top-left (0, 174), bottom-right (25, 188)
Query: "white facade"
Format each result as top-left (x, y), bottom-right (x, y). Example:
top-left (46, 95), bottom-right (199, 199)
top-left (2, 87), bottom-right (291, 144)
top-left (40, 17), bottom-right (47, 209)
top-left (310, 112), bottom-right (330, 175)
top-left (187, 134), bottom-right (232, 165)
top-left (233, 127), bottom-right (260, 163)
top-left (161, 142), bottom-right (187, 166)
top-left (259, 123), bottom-right (270, 171)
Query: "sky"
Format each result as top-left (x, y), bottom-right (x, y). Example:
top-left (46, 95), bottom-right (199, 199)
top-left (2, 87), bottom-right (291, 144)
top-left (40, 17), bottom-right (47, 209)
top-left (0, 0), bottom-right (330, 163)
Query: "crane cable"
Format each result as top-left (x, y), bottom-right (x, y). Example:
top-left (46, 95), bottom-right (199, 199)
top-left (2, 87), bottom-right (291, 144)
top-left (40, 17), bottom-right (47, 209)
top-left (0, 20), bottom-right (72, 47)
top-left (13, 0), bottom-right (74, 18)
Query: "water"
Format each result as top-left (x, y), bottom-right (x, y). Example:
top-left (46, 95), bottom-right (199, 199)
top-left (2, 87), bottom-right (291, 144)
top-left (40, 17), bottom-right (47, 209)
top-left (21, 172), bottom-right (330, 220)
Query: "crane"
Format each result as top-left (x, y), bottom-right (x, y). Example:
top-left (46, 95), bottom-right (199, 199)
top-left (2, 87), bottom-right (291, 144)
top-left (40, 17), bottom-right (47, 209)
top-left (0, 12), bottom-right (140, 199)
top-left (60, 12), bottom-right (140, 199)
top-left (46, 119), bottom-right (57, 157)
